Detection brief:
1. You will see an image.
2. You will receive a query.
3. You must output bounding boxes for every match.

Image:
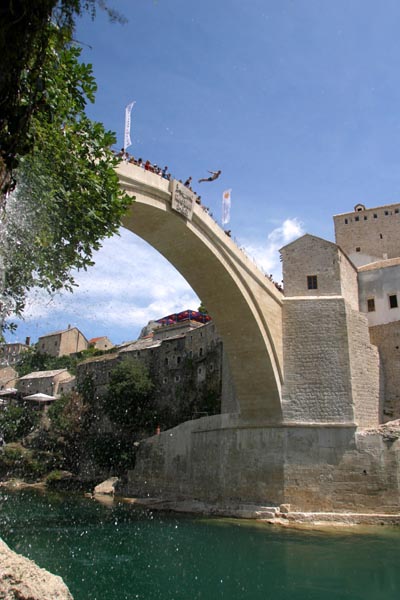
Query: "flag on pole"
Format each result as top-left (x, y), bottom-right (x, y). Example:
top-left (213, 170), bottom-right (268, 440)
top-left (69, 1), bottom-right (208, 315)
top-left (222, 189), bottom-right (232, 226)
top-left (124, 101), bottom-right (136, 150)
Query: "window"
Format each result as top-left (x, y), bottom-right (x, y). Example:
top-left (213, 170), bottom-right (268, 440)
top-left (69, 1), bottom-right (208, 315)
top-left (395, 209), bottom-right (399, 214)
top-left (379, 233), bottom-right (383, 239)
top-left (389, 294), bottom-right (398, 309)
top-left (199, 347), bottom-right (203, 357)
top-left (344, 218), bottom-right (348, 224)
top-left (164, 357), bottom-right (169, 366)
top-left (307, 275), bottom-right (318, 290)
top-left (177, 356), bottom-right (181, 365)
top-left (385, 210), bottom-right (389, 216)
top-left (364, 216), bottom-right (368, 221)
top-left (163, 377), bottom-right (168, 384)
top-left (367, 298), bottom-right (375, 312)
top-left (355, 216), bottom-right (359, 222)
top-left (174, 375), bottom-right (181, 383)
top-left (356, 247), bottom-right (361, 252)
top-left (374, 213), bottom-right (378, 219)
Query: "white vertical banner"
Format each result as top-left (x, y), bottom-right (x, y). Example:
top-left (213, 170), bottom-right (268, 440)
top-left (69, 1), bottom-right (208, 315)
top-left (124, 101), bottom-right (136, 150)
top-left (222, 189), bottom-right (232, 226)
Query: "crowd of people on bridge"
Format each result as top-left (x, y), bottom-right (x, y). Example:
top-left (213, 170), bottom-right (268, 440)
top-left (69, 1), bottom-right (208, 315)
top-left (114, 149), bottom-right (284, 292)
top-left (267, 273), bottom-right (284, 292)
top-left (115, 148), bottom-right (205, 203)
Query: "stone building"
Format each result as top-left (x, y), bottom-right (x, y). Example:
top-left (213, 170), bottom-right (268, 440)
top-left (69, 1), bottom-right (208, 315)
top-left (280, 234), bottom-right (380, 427)
top-left (0, 341), bottom-right (30, 366)
top-left (0, 366), bottom-right (18, 390)
top-left (77, 315), bottom-right (227, 429)
top-left (88, 336), bottom-right (114, 351)
top-left (37, 326), bottom-right (88, 357)
top-left (17, 369), bottom-right (76, 397)
top-left (334, 201), bottom-right (400, 266)
top-left (280, 202), bottom-right (400, 424)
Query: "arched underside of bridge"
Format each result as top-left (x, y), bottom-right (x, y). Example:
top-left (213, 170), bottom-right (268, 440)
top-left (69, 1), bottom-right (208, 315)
top-left (118, 164), bottom-right (284, 422)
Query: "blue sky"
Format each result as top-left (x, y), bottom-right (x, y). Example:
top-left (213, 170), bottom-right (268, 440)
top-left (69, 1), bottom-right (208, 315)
top-left (7, 0), bottom-right (400, 345)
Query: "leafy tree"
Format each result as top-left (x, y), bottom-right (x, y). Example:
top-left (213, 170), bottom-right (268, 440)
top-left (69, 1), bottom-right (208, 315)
top-left (0, 443), bottom-right (46, 481)
top-left (104, 359), bottom-right (155, 430)
top-left (197, 302), bottom-right (208, 314)
top-left (48, 391), bottom-right (89, 435)
top-left (16, 347), bottom-right (82, 377)
top-left (0, 0), bottom-right (125, 198)
top-left (0, 404), bottom-right (40, 442)
top-left (0, 3), bottom-right (130, 333)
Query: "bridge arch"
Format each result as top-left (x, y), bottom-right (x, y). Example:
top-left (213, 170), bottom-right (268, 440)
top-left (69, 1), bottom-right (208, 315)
top-left (117, 163), bottom-right (283, 422)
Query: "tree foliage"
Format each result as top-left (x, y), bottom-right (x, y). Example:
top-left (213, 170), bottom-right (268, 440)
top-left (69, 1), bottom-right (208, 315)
top-left (0, 0), bottom-right (125, 195)
top-left (104, 359), bottom-right (155, 429)
top-left (0, 6), bottom-right (131, 330)
top-left (15, 344), bottom-right (109, 378)
top-left (0, 404), bottom-right (40, 442)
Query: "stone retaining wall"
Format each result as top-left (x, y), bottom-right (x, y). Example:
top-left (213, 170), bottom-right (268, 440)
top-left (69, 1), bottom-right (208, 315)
top-left (124, 415), bottom-right (400, 512)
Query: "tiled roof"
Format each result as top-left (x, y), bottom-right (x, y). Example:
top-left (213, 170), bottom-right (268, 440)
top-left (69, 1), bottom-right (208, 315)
top-left (19, 369), bottom-right (68, 380)
top-left (358, 257), bottom-right (400, 272)
top-left (79, 352), bottom-right (120, 365)
top-left (119, 337), bottom-right (162, 353)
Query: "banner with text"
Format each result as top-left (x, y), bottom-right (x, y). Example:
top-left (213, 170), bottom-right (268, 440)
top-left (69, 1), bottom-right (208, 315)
top-left (124, 101), bottom-right (136, 150)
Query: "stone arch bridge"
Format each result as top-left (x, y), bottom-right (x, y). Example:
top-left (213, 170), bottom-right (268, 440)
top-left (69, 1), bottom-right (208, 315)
top-left (117, 162), bottom-right (283, 422)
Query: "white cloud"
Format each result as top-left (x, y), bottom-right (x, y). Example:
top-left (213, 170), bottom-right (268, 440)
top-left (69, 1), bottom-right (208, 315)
top-left (18, 228), bottom-right (199, 342)
top-left (13, 219), bottom-right (303, 343)
top-left (241, 218), bottom-right (304, 281)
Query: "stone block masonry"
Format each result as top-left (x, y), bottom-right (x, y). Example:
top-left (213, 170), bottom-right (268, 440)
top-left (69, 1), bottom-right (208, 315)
top-left (334, 202), bottom-right (400, 264)
top-left (282, 297), bottom-right (380, 427)
top-left (124, 416), bottom-right (400, 513)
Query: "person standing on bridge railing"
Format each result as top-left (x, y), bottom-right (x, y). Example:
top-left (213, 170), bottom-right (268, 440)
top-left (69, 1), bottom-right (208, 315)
top-left (198, 169), bottom-right (221, 183)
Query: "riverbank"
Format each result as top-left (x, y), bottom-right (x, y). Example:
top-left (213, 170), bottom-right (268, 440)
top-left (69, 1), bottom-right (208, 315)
top-left (114, 496), bottom-right (400, 528)
top-left (3, 476), bottom-right (400, 529)
top-left (88, 476), bottom-right (400, 528)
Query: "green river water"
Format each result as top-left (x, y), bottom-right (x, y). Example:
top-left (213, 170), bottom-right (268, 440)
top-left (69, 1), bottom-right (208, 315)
top-left (0, 489), bottom-right (399, 599)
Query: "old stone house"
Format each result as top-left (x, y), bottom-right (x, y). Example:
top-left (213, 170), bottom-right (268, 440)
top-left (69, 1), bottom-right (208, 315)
top-left (279, 202), bottom-right (400, 424)
top-left (0, 341), bottom-right (30, 366)
top-left (333, 202), bottom-right (400, 421)
top-left (77, 316), bottom-right (227, 429)
top-left (0, 366), bottom-right (18, 390)
top-left (17, 369), bottom-right (76, 398)
top-left (280, 234), bottom-right (380, 427)
top-left (88, 336), bottom-right (114, 351)
top-left (37, 326), bottom-right (88, 357)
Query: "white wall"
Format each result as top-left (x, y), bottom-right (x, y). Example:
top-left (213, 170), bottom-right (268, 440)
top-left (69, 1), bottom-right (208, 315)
top-left (358, 262), bottom-right (400, 326)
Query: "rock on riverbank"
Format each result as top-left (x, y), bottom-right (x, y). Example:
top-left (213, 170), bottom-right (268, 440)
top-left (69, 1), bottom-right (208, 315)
top-left (0, 539), bottom-right (73, 600)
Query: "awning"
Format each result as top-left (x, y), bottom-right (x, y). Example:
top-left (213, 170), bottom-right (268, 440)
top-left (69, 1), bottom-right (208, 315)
top-left (23, 393), bottom-right (57, 402)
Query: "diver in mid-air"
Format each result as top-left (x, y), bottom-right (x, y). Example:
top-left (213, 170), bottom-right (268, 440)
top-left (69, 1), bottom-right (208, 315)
top-left (198, 169), bottom-right (222, 183)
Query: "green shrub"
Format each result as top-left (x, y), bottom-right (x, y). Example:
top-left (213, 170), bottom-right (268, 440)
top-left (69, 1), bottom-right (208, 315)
top-left (0, 442), bottom-right (45, 481)
top-left (46, 469), bottom-right (67, 483)
top-left (0, 404), bottom-right (40, 442)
